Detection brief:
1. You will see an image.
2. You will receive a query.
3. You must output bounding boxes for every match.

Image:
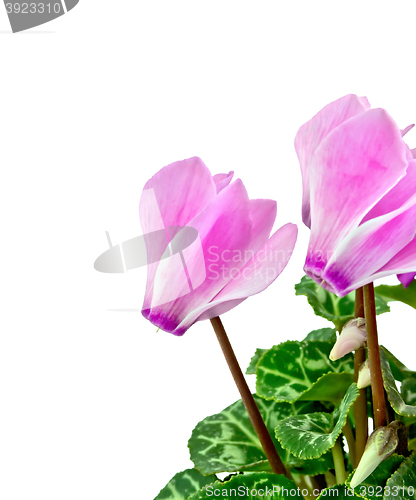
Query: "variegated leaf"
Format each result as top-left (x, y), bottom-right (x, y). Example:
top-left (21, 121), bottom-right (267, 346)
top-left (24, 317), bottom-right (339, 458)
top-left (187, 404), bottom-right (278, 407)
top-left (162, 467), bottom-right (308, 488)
top-left (295, 276), bottom-right (389, 331)
top-left (380, 348), bottom-right (416, 418)
top-left (188, 396), bottom-right (331, 475)
top-left (275, 384), bottom-right (359, 459)
top-left (246, 349), bottom-right (268, 375)
top-left (188, 472), bottom-right (303, 499)
top-left (384, 452), bottom-right (416, 500)
top-left (303, 328), bottom-right (337, 343)
top-left (256, 340), bottom-right (354, 403)
top-left (154, 469), bottom-right (216, 500)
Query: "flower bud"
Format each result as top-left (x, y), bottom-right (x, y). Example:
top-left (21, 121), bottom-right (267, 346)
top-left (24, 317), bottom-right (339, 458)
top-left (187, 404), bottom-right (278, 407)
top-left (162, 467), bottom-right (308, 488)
top-left (329, 318), bottom-right (366, 361)
top-left (350, 421), bottom-right (402, 488)
top-left (357, 359), bottom-right (371, 389)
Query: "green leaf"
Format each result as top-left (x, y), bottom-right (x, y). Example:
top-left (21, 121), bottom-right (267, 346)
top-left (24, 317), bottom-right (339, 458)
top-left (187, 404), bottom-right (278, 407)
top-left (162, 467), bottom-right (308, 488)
top-left (188, 472), bottom-right (303, 500)
top-left (275, 384), bottom-right (359, 460)
top-left (188, 395), bottom-right (328, 475)
top-left (256, 340), bottom-right (354, 404)
top-left (384, 452), bottom-right (416, 500)
top-left (154, 469), bottom-right (217, 500)
top-left (303, 327), bottom-right (337, 343)
top-left (380, 348), bottom-right (416, 418)
top-left (295, 276), bottom-right (389, 330)
top-left (381, 346), bottom-right (416, 382)
top-left (345, 454), bottom-right (404, 500)
top-left (375, 280), bottom-right (416, 309)
top-left (408, 424), bottom-right (416, 451)
top-left (401, 377), bottom-right (416, 405)
top-left (246, 349), bottom-right (268, 375)
top-left (298, 372), bottom-right (355, 403)
top-left (287, 451), bottom-right (334, 476)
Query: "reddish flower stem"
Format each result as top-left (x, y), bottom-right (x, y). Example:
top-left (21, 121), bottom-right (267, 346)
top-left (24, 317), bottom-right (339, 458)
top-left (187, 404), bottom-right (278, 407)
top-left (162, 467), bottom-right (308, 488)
top-left (363, 283), bottom-right (387, 429)
top-left (210, 316), bottom-right (289, 478)
top-left (353, 286), bottom-right (368, 466)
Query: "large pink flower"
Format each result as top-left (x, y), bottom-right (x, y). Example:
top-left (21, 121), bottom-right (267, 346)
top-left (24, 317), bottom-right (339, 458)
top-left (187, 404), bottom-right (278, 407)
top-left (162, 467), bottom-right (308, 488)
top-left (295, 94), bottom-right (416, 296)
top-left (140, 157), bottom-right (297, 335)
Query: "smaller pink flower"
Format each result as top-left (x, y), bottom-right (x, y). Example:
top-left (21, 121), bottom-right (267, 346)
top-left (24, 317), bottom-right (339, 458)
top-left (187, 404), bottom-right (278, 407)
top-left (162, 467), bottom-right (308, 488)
top-left (329, 318), bottom-right (366, 361)
top-left (140, 157), bottom-right (298, 336)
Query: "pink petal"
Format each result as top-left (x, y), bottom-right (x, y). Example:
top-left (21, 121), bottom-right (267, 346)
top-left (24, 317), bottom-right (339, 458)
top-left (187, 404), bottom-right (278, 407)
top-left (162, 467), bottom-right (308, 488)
top-left (371, 237), bottom-right (416, 282)
top-left (140, 157), bottom-right (216, 310)
top-left (398, 272), bottom-right (416, 288)
top-left (173, 223), bottom-right (298, 333)
top-left (142, 179), bottom-right (253, 335)
top-left (401, 124), bottom-right (415, 136)
top-left (213, 223), bottom-right (297, 299)
top-left (212, 171), bottom-right (234, 193)
top-left (361, 160), bottom-right (416, 223)
top-left (249, 199), bottom-right (277, 256)
top-left (140, 157), bottom-right (216, 233)
top-left (295, 94), bottom-right (370, 228)
top-left (306, 108), bottom-right (409, 287)
top-left (320, 195), bottom-right (416, 295)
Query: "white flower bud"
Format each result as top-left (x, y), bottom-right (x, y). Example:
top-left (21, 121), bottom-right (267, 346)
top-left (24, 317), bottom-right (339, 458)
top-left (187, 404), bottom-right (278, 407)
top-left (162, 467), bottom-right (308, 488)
top-left (329, 318), bottom-right (366, 361)
top-left (350, 421), bottom-right (401, 488)
top-left (357, 359), bottom-right (371, 389)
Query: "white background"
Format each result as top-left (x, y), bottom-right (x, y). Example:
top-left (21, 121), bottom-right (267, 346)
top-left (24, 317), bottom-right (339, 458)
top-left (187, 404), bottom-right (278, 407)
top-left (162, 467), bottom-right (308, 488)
top-left (1, 2), bottom-right (416, 499)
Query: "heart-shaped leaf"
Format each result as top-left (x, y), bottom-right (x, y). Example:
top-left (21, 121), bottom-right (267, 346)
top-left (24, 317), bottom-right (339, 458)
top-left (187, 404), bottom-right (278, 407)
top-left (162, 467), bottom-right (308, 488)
top-left (275, 384), bottom-right (359, 459)
top-left (188, 395), bottom-right (330, 475)
top-left (256, 340), bottom-right (354, 403)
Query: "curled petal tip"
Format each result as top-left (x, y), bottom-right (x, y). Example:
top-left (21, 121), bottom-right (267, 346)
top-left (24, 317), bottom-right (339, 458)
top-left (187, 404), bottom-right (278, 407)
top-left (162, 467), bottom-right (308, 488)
top-left (398, 272), bottom-right (416, 288)
top-left (401, 123), bottom-right (415, 137)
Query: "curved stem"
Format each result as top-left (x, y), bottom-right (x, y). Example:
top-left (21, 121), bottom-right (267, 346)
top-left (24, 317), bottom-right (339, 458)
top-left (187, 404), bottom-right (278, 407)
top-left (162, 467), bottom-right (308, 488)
top-left (353, 286), bottom-right (368, 465)
top-left (297, 475), bottom-right (317, 499)
top-left (210, 316), bottom-right (289, 478)
top-left (331, 437), bottom-right (346, 484)
top-left (342, 418), bottom-right (356, 469)
top-left (363, 283), bottom-right (387, 429)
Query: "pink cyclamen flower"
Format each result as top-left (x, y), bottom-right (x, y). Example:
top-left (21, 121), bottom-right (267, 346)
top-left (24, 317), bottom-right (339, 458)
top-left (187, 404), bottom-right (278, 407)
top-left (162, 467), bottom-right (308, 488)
top-left (295, 94), bottom-right (416, 296)
top-left (140, 157), bottom-right (298, 336)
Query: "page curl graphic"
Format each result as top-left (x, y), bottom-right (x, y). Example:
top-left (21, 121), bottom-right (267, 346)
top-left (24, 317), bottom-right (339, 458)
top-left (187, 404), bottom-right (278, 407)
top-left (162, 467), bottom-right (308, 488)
top-left (94, 189), bottom-right (207, 309)
top-left (4, 0), bottom-right (79, 33)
